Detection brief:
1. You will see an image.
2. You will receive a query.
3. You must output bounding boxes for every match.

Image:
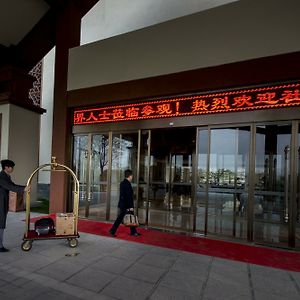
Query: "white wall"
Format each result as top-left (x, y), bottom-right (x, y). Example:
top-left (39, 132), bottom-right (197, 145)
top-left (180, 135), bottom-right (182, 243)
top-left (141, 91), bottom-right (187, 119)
top-left (8, 104), bottom-right (40, 201)
top-left (38, 47), bottom-right (55, 184)
top-left (81, 0), bottom-right (238, 45)
top-left (0, 104), bottom-right (10, 159)
top-left (69, 0), bottom-right (300, 91)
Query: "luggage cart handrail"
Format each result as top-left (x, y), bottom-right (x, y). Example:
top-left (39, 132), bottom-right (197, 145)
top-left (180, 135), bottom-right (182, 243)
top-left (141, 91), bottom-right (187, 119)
top-left (25, 161), bottom-right (80, 238)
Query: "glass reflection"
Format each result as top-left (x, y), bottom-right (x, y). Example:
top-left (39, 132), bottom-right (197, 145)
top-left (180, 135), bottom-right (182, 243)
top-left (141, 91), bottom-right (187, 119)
top-left (88, 134), bottom-right (109, 220)
top-left (73, 135), bottom-right (88, 218)
top-left (254, 124), bottom-right (291, 247)
top-left (197, 127), bottom-right (250, 238)
top-left (110, 133), bottom-right (139, 220)
top-left (147, 128), bottom-right (195, 231)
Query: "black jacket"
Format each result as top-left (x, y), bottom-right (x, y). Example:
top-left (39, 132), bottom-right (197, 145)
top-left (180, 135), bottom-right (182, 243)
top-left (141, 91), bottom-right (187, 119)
top-left (118, 179), bottom-right (134, 210)
top-left (0, 171), bottom-right (25, 228)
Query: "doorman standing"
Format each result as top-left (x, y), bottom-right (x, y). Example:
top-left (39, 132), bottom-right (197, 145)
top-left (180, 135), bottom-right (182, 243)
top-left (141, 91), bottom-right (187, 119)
top-left (0, 160), bottom-right (29, 252)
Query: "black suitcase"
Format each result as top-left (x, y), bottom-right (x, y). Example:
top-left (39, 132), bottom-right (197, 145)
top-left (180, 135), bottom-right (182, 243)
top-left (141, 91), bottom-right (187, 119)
top-left (34, 218), bottom-right (55, 236)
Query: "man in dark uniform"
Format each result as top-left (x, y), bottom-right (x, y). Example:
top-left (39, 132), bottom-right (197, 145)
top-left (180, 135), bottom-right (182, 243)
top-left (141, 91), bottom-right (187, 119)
top-left (0, 160), bottom-right (29, 252)
top-left (109, 169), bottom-right (141, 237)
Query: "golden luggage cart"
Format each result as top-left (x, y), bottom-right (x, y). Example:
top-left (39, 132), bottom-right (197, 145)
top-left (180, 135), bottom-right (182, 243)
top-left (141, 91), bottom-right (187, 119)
top-left (21, 159), bottom-right (80, 251)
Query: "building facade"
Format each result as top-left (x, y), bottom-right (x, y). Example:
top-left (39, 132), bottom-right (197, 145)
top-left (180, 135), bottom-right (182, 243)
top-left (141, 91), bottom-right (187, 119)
top-left (47, 0), bottom-right (300, 249)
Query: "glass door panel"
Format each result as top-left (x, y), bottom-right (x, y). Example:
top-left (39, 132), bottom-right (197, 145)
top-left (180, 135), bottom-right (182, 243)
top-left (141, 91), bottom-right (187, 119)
top-left (254, 124), bottom-right (291, 247)
top-left (148, 128), bottom-right (195, 231)
top-left (197, 127), bottom-right (250, 239)
top-left (110, 132), bottom-right (139, 221)
top-left (88, 134), bottom-right (109, 220)
top-left (170, 153), bottom-right (194, 230)
top-left (73, 135), bottom-right (88, 218)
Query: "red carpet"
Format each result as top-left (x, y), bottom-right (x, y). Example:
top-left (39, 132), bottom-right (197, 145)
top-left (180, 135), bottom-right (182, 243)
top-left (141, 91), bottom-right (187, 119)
top-left (29, 215), bottom-right (300, 272)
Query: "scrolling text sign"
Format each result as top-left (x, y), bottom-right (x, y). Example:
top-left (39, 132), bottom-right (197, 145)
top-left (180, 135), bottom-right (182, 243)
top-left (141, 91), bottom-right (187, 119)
top-left (74, 83), bottom-right (300, 125)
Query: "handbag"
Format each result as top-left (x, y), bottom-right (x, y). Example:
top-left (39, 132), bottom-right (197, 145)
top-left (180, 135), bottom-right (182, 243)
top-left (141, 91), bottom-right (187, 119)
top-left (35, 217), bottom-right (55, 236)
top-left (123, 213), bottom-right (139, 227)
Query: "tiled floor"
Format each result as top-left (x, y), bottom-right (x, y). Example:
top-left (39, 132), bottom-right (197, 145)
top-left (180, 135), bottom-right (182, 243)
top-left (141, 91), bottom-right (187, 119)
top-left (0, 212), bottom-right (299, 300)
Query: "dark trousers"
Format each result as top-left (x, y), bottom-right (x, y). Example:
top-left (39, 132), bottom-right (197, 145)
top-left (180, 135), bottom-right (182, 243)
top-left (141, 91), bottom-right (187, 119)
top-left (110, 209), bottom-right (137, 235)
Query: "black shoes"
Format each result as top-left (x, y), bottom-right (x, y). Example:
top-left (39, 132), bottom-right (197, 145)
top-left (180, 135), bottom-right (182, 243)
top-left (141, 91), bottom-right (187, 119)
top-left (109, 230), bottom-right (141, 237)
top-left (0, 247), bottom-right (9, 252)
top-left (109, 230), bottom-right (117, 237)
top-left (130, 233), bottom-right (142, 237)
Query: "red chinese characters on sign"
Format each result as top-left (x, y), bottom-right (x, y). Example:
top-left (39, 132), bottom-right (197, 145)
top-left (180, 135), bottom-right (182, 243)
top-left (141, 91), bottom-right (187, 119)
top-left (112, 109), bottom-right (125, 119)
top-left (233, 95), bottom-right (253, 107)
top-left (86, 112), bottom-right (98, 122)
top-left (211, 96), bottom-right (230, 110)
top-left (255, 92), bottom-right (278, 105)
top-left (192, 99), bottom-right (209, 112)
top-left (156, 104), bottom-right (172, 115)
top-left (73, 83), bottom-right (300, 125)
top-left (74, 113), bottom-right (85, 123)
top-left (99, 110), bottom-right (111, 120)
top-left (126, 107), bottom-right (139, 118)
top-left (280, 89), bottom-right (300, 104)
top-left (141, 105), bottom-right (155, 116)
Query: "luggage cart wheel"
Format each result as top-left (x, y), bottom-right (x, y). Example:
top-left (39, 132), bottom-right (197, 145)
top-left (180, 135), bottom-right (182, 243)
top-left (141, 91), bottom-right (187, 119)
top-left (21, 241), bottom-right (32, 251)
top-left (68, 238), bottom-right (78, 248)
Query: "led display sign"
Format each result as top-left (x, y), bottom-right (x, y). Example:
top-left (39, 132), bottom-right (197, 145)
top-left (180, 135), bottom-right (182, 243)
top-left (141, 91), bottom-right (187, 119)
top-left (74, 83), bottom-right (300, 125)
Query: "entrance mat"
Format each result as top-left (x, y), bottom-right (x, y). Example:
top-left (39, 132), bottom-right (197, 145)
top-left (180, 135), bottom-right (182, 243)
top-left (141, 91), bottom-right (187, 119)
top-left (29, 215), bottom-right (300, 272)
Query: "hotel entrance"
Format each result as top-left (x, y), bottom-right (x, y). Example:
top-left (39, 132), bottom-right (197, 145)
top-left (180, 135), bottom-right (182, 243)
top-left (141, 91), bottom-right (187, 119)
top-left (72, 121), bottom-right (300, 249)
top-left (71, 82), bottom-right (300, 249)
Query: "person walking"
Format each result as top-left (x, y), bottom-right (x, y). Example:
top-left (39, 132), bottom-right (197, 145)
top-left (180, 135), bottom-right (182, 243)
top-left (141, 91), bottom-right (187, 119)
top-left (109, 169), bottom-right (141, 237)
top-left (0, 160), bottom-right (29, 252)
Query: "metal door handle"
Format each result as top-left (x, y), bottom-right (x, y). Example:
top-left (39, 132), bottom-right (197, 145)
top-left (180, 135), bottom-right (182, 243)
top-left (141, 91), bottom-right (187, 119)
top-left (284, 146), bottom-right (290, 222)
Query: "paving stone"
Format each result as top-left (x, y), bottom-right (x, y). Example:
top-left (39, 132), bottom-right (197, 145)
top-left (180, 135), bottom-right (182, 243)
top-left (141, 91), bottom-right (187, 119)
top-left (90, 255), bottom-right (133, 274)
top-left (66, 268), bottom-right (117, 292)
top-left (250, 263), bottom-right (291, 280)
top-left (290, 271), bottom-right (300, 288)
top-left (76, 289), bottom-right (116, 300)
top-left (0, 279), bottom-right (7, 287)
top-left (123, 262), bottom-right (166, 283)
top-left (150, 285), bottom-right (199, 299)
top-left (36, 259), bottom-right (86, 281)
top-left (212, 257), bottom-right (248, 272)
top-left (11, 277), bottom-right (31, 287)
top-left (251, 273), bottom-right (299, 297)
top-left (211, 270), bottom-right (249, 288)
top-left (110, 246), bottom-right (145, 261)
top-left (1, 212), bottom-right (300, 300)
top-left (29, 288), bottom-right (82, 300)
top-left (8, 252), bottom-right (59, 272)
top-left (203, 277), bottom-right (252, 300)
top-left (254, 290), bottom-right (300, 300)
top-left (49, 244), bottom-right (107, 266)
top-left (171, 258), bottom-right (209, 278)
top-left (137, 252), bottom-right (176, 269)
top-left (160, 270), bottom-right (204, 295)
top-left (179, 252), bottom-right (212, 264)
top-left (150, 246), bottom-right (181, 257)
top-left (101, 275), bottom-right (154, 300)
